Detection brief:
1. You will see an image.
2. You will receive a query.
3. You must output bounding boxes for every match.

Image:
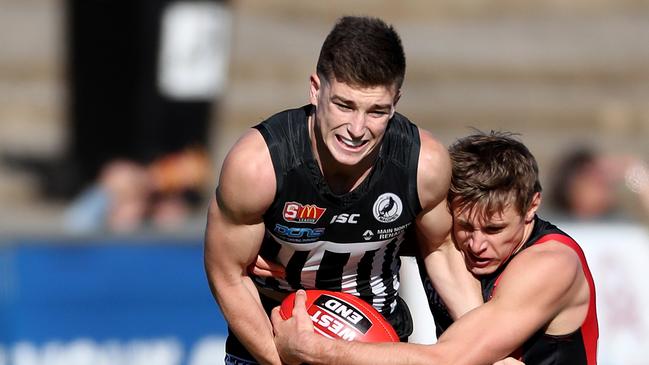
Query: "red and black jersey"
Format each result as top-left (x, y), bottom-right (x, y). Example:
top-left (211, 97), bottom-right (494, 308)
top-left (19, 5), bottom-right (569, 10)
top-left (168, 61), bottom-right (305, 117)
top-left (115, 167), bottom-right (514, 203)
top-left (252, 105), bottom-right (423, 315)
top-left (420, 216), bottom-right (599, 364)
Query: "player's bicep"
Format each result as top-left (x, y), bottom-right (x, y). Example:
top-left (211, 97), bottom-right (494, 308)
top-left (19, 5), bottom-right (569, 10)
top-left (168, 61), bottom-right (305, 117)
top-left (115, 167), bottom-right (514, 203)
top-left (204, 194), bottom-right (265, 281)
top-left (415, 130), bottom-right (453, 254)
top-left (204, 129), bottom-right (276, 286)
top-left (416, 199), bottom-right (452, 254)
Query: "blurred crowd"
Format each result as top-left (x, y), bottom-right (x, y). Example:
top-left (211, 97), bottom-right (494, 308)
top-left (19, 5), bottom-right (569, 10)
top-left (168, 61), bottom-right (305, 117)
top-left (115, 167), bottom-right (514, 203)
top-left (3, 0), bottom-right (649, 236)
top-left (64, 146), bottom-right (212, 233)
top-left (545, 146), bottom-right (649, 224)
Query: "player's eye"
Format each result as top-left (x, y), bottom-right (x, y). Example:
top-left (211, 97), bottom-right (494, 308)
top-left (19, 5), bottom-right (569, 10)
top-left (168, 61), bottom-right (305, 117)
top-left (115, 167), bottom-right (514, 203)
top-left (368, 110), bottom-right (389, 118)
top-left (335, 102), bottom-right (352, 111)
top-left (484, 226), bottom-right (504, 234)
top-left (457, 222), bottom-right (473, 231)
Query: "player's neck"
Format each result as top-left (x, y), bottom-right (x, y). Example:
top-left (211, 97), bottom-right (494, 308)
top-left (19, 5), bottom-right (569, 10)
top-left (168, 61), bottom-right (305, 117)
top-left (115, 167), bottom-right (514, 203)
top-left (321, 162), bottom-right (374, 194)
top-left (513, 216), bottom-right (537, 256)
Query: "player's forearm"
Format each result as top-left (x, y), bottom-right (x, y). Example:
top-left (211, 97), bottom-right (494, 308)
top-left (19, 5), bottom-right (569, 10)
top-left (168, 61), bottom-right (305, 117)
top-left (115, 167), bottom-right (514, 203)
top-left (310, 339), bottom-right (507, 365)
top-left (425, 239), bottom-right (482, 319)
top-left (302, 339), bottom-right (445, 365)
top-left (212, 277), bottom-right (282, 365)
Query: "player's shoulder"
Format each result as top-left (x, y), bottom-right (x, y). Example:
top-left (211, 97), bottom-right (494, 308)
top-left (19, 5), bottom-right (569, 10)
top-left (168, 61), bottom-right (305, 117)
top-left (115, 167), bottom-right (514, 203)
top-left (504, 240), bottom-right (583, 288)
top-left (492, 238), bottom-right (588, 322)
top-left (223, 128), bottom-right (272, 172)
top-left (218, 128), bottom-right (276, 214)
top-left (417, 129), bottom-right (451, 172)
top-left (525, 239), bottom-right (581, 264)
top-left (416, 129), bottom-right (451, 205)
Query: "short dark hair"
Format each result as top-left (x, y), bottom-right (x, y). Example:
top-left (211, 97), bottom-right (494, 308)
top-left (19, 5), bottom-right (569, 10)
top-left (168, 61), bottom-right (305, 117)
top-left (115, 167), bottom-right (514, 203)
top-left (448, 131), bottom-right (542, 218)
top-left (316, 16), bottom-right (406, 90)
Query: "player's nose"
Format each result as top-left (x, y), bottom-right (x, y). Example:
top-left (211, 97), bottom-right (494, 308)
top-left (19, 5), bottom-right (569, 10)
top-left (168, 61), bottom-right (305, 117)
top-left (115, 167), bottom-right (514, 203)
top-left (347, 112), bottom-right (367, 138)
top-left (468, 231), bottom-right (488, 253)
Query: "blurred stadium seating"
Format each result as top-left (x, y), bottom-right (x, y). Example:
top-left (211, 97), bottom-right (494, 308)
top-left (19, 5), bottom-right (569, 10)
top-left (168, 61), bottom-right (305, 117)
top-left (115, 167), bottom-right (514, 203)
top-left (2, 0), bottom-right (649, 233)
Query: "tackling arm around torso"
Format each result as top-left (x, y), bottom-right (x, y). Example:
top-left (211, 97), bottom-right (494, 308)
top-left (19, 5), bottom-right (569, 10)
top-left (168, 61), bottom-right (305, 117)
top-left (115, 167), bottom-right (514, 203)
top-left (415, 130), bottom-right (483, 319)
top-left (271, 240), bottom-right (588, 365)
top-left (427, 241), bottom-right (590, 364)
top-left (204, 129), bottom-right (282, 365)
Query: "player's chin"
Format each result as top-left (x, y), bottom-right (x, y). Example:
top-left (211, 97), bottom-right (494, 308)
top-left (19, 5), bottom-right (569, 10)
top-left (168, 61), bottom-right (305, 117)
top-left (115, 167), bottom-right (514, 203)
top-left (467, 260), bottom-right (498, 276)
top-left (334, 146), bottom-right (377, 166)
top-left (470, 267), bottom-right (495, 276)
top-left (331, 152), bottom-right (366, 167)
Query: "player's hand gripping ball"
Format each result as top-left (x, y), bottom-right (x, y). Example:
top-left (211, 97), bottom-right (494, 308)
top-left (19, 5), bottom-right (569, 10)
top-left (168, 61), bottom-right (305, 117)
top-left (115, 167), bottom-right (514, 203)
top-left (279, 290), bottom-right (399, 343)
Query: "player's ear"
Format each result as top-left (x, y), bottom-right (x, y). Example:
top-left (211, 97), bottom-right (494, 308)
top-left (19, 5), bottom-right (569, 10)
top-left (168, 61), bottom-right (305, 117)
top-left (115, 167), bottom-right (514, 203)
top-left (524, 192), bottom-right (542, 223)
top-left (309, 73), bottom-right (321, 105)
top-left (389, 90), bottom-right (401, 119)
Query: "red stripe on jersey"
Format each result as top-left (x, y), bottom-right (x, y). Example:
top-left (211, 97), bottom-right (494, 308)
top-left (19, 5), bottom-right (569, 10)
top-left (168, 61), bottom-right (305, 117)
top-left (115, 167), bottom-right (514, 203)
top-left (534, 234), bottom-right (599, 365)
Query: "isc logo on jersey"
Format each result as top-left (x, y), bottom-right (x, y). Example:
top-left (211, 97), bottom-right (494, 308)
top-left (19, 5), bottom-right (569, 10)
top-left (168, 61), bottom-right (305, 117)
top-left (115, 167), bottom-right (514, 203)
top-left (330, 213), bottom-right (360, 224)
top-left (308, 294), bottom-right (372, 341)
top-left (283, 202), bottom-right (326, 224)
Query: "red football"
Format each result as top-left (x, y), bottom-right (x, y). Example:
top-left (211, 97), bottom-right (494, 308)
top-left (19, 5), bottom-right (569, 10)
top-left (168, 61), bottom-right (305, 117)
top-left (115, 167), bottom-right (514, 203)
top-left (279, 290), bottom-right (399, 343)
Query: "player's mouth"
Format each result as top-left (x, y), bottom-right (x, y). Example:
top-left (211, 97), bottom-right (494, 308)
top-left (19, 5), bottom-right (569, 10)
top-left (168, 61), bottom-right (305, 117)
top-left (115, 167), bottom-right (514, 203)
top-left (337, 135), bottom-right (368, 150)
top-left (465, 251), bottom-right (491, 268)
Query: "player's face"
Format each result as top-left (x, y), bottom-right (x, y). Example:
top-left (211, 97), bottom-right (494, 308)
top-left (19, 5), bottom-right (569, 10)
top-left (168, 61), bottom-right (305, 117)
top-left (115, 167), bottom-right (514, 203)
top-left (452, 198), bottom-right (538, 276)
top-left (309, 74), bottom-right (399, 167)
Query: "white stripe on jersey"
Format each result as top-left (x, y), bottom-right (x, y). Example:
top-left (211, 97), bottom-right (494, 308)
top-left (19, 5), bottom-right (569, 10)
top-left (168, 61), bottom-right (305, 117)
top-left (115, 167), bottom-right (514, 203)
top-left (266, 231), bottom-right (406, 312)
top-left (270, 233), bottom-right (394, 253)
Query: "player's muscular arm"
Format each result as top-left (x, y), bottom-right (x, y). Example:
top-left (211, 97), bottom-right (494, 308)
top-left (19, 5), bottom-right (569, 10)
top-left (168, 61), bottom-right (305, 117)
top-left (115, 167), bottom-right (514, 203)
top-left (204, 129), bottom-right (281, 365)
top-left (425, 243), bottom-right (587, 364)
top-left (271, 292), bottom-right (517, 365)
top-left (273, 244), bottom-right (585, 365)
top-left (416, 130), bottom-right (482, 319)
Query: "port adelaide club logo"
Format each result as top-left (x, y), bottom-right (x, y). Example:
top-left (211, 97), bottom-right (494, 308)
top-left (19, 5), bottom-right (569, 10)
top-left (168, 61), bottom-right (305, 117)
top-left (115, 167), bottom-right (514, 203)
top-left (372, 193), bottom-right (402, 223)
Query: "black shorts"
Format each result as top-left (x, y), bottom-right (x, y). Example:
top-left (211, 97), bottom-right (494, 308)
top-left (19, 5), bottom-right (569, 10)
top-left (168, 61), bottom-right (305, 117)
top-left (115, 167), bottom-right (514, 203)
top-left (224, 294), bottom-right (413, 364)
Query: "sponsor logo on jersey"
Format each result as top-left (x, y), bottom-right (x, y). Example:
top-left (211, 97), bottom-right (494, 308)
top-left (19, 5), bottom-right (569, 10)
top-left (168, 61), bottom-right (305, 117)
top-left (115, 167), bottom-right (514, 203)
top-left (307, 294), bottom-right (372, 341)
top-left (377, 222), bottom-right (411, 240)
top-left (273, 224), bottom-right (325, 242)
top-left (372, 193), bottom-right (402, 223)
top-left (362, 230), bottom-right (374, 241)
top-left (330, 213), bottom-right (360, 224)
top-left (283, 202), bottom-right (326, 224)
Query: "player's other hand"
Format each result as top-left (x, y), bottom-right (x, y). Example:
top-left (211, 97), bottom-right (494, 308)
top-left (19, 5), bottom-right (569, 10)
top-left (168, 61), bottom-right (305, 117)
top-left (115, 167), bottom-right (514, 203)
top-left (271, 290), bottom-right (317, 365)
top-left (494, 358), bottom-right (525, 365)
top-left (248, 255), bottom-right (285, 278)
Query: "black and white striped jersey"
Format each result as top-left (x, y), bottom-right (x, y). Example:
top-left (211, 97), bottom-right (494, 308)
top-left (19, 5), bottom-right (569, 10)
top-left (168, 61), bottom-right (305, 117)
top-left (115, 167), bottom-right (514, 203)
top-left (252, 105), bottom-right (422, 315)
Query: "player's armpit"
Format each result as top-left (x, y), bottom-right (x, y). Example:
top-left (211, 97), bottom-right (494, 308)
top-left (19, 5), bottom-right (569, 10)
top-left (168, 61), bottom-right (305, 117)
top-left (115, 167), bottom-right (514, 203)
top-left (248, 255), bottom-right (286, 279)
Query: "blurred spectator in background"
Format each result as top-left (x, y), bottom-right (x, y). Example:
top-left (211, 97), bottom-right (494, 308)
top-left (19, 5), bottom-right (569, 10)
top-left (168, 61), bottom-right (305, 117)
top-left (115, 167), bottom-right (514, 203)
top-left (64, 146), bottom-right (212, 233)
top-left (547, 145), bottom-right (649, 223)
top-left (6, 0), bottom-right (231, 215)
top-left (56, 0), bottom-right (233, 233)
top-left (65, 0), bottom-right (231, 197)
